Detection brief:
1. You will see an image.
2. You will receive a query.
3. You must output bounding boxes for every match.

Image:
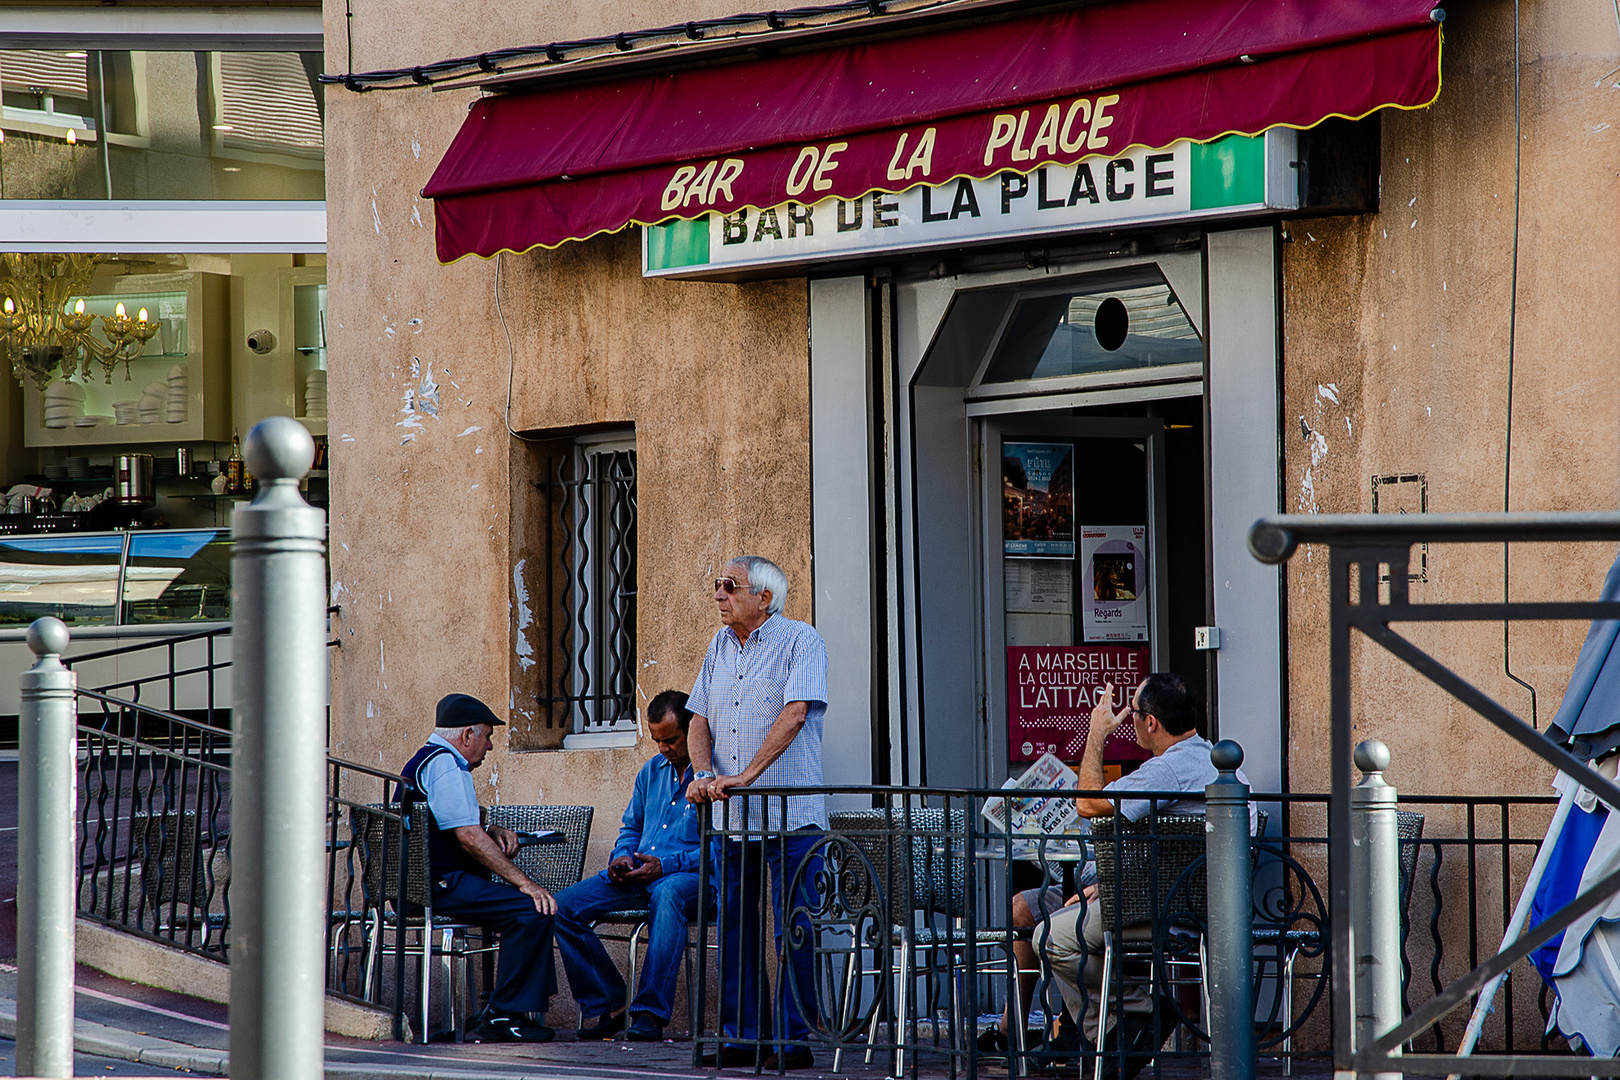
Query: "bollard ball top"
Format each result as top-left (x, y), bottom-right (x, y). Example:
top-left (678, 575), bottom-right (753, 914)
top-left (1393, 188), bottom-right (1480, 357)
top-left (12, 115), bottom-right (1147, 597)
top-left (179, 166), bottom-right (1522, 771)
top-left (243, 416), bottom-right (314, 483)
top-left (1210, 739), bottom-right (1244, 771)
top-left (27, 616), bottom-right (68, 657)
top-left (1354, 739), bottom-right (1391, 774)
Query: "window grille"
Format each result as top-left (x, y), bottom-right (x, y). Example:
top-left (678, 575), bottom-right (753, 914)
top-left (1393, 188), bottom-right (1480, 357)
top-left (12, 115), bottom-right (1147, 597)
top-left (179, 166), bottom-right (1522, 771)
top-left (533, 440), bottom-right (637, 735)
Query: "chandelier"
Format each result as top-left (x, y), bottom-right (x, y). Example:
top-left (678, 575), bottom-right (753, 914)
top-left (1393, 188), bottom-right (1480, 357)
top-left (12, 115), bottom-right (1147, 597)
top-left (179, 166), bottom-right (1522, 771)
top-left (0, 253), bottom-right (160, 393)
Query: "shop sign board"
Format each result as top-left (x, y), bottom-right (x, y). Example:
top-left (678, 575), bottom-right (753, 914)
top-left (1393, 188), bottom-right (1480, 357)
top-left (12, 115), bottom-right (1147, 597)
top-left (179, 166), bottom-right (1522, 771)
top-left (1007, 644), bottom-right (1150, 763)
top-left (644, 130), bottom-right (1297, 278)
top-left (1081, 525), bottom-right (1149, 642)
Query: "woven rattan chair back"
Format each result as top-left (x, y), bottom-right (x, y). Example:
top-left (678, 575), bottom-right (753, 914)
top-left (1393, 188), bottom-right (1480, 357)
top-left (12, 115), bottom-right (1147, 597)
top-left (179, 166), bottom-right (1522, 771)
top-left (1091, 812), bottom-right (1208, 928)
top-left (487, 804), bottom-right (594, 893)
top-left (352, 802), bottom-right (430, 911)
top-left (131, 809), bottom-right (217, 909)
top-left (1396, 809), bottom-right (1425, 914)
top-left (829, 805), bottom-right (966, 928)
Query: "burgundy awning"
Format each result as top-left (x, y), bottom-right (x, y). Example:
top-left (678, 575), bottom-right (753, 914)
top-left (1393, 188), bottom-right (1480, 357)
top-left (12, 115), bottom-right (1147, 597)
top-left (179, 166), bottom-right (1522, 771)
top-left (424, 0), bottom-right (1443, 262)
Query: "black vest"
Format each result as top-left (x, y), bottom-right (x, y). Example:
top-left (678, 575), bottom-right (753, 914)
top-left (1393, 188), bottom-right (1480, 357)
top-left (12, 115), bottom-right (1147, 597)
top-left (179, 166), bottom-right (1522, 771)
top-left (398, 742), bottom-right (482, 878)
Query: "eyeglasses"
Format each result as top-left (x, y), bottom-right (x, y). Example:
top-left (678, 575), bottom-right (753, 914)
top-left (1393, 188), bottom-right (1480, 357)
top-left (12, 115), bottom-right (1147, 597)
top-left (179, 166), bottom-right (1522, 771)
top-left (714, 577), bottom-right (740, 594)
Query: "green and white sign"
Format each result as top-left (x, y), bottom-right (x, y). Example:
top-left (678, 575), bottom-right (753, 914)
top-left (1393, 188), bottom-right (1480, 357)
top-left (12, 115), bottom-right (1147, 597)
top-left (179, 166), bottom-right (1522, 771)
top-left (644, 131), bottom-right (1297, 279)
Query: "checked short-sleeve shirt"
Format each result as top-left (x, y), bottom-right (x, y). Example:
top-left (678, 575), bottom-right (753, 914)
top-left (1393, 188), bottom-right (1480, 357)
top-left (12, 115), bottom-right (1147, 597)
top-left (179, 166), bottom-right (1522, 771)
top-left (688, 612), bottom-right (829, 832)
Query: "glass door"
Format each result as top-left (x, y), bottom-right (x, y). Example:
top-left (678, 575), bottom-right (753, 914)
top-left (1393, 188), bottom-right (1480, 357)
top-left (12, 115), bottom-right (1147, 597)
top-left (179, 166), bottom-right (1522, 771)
top-left (980, 416), bottom-right (1169, 781)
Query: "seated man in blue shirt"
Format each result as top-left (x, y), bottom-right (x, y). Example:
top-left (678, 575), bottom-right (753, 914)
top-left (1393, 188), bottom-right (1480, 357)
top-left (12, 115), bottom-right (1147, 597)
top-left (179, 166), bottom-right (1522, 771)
top-left (554, 690), bottom-right (709, 1043)
top-left (399, 693), bottom-right (559, 1043)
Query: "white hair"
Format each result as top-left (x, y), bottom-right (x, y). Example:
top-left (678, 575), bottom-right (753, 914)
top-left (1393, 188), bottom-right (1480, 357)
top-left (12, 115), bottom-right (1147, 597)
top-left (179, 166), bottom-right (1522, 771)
top-left (727, 555), bottom-right (787, 615)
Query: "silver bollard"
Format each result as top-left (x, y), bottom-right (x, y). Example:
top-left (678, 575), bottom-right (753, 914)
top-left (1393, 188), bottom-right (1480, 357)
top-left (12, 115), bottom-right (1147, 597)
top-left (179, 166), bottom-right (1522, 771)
top-left (229, 417), bottom-right (327, 1080)
top-left (16, 617), bottom-right (77, 1079)
top-left (1206, 739), bottom-right (1255, 1080)
top-left (1351, 740), bottom-right (1401, 1080)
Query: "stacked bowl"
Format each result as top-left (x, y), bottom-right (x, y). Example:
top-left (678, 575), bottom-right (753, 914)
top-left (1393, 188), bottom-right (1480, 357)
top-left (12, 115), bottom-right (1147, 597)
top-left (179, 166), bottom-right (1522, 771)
top-left (138, 382), bottom-right (164, 424)
top-left (113, 401), bottom-right (139, 426)
top-left (304, 369), bottom-right (328, 419)
top-left (43, 382), bottom-right (85, 428)
top-left (166, 364), bottom-right (187, 423)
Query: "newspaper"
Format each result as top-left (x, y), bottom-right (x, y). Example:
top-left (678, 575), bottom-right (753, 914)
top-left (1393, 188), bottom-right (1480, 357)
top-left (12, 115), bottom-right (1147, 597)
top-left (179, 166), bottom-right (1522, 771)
top-left (981, 751), bottom-right (1082, 836)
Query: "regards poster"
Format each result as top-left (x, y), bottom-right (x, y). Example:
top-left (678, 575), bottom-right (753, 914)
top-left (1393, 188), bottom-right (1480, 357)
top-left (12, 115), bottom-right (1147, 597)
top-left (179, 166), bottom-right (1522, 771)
top-left (1081, 525), bottom-right (1149, 642)
top-left (1003, 442), bottom-right (1074, 557)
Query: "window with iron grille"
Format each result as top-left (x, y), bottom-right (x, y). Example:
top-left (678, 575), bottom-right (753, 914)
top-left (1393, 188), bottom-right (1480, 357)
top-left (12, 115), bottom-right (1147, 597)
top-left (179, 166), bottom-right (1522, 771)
top-left (510, 431), bottom-right (636, 749)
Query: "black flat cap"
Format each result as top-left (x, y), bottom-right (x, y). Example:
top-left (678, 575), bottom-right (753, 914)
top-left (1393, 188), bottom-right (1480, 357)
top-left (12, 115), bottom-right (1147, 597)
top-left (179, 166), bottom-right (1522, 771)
top-left (436, 693), bottom-right (505, 728)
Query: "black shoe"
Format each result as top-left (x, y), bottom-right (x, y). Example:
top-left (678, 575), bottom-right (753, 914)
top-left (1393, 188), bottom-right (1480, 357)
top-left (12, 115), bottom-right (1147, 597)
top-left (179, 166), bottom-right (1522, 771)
top-left (701, 1046), bottom-right (758, 1068)
top-left (625, 1014), bottom-right (665, 1042)
top-left (977, 1028), bottom-right (1008, 1054)
top-left (472, 1012), bottom-right (555, 1043)
top-left (577, 1010), bottom-right (627, 1040)
top-left (1110, 997), bottom-right (1178, 1080)
top-left (761, 1047), bottom-right (815, 1071)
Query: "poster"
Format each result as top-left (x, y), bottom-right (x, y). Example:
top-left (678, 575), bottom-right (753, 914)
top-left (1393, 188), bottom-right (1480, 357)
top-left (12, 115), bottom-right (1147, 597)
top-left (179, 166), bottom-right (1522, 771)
top-left (1003, 442), bottom-right (1074, 557)
top-left (1006, 644), bottom-right (1151, 763)
top-left (1005, 558), bottom-right (1073, 614)
top-left (1081, 525), bottom-right (1149, 642)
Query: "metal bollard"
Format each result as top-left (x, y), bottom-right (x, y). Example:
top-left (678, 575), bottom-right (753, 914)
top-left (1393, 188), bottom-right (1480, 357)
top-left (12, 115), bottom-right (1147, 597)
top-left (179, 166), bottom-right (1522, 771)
top-left (1351, 739), bottom-right (1401, 1080)
top-left (1206, 739), bottom-right (1255, 1080)
top-left (229, 417), bottom-right (328, 1080)
top-left (16, 617), bottom-right (77, 1079)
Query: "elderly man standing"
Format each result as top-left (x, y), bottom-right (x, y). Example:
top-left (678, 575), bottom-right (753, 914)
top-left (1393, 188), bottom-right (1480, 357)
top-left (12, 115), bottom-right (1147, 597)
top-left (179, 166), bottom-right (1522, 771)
top-left (687, 556), bottom-right (828, 1071)
top-left (399, 693), bottom-right (559, 1043)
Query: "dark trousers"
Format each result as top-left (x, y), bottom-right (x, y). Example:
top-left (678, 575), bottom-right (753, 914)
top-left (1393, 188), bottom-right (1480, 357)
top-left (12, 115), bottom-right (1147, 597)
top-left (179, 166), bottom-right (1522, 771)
top-left (716, 829), bottom-right (822, 1049)
top-left (431, 870), bottom-right (557, 1015)
top-left (555, 869), bottom-right (707, 1023)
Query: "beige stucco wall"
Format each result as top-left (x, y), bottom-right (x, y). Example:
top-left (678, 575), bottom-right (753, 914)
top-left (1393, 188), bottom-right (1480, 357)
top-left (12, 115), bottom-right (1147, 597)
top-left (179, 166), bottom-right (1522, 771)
top-left (1280, 0), bottom-right (1620, 1049)
top-left (321, 0), bottom-right (811, 881)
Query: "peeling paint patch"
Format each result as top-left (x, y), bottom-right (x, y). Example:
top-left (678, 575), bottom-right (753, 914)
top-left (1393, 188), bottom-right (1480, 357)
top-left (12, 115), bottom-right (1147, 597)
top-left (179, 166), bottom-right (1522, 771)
top-left (330, 580), bottom-right (349, 606)
top-left (411, 204), bottom-right (423, 228)
top-left (457, 425), bottom-right (481, 437)
top-left (367, 700), bottom-right (375, 718)
top-left (513, 559), bottom-right (536, 671)
top-left (396, 358), bottom-right (441, 442)
top-left (1317, 383), bottom-right (1340, 405)
top-left (370, 187), bottom-right (382, 234)
top-left (379, 639), bottom-right (386, 675)
top-left (411, 132), bottom-right (422, 159)
top-left (341, 434), bottom-right (355, 442)
top-left (408, 318), bottom-right (423, 334)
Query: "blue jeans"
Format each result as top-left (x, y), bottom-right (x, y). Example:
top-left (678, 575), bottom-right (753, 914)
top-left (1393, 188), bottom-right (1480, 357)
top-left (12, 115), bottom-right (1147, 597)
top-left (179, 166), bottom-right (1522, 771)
top-left (429, 870), bottom-right (556, 1014)
top-left (554, 868), bottom-right (706, 1024)
top-left (716, 829), bottom-right (823, 1050)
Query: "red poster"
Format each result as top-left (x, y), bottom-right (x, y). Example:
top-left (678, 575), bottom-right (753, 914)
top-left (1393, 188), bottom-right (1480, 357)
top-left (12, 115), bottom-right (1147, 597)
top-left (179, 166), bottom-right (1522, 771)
top-left (1007, 645), bottom-right (1151, 764)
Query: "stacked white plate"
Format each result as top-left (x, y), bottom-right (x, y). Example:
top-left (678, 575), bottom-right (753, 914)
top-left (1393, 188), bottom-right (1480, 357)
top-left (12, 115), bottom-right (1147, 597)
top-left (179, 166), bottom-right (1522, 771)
top-left (43, 381), bottom-right (85, 429)
top-left (304, 369), bottom-right (327, 419)
top-left (166, 364), bottom-right (187, 423)
top-left (138, 381), bottom-right (164, 424)
top-left (112, 401), bottom-right (139, 425)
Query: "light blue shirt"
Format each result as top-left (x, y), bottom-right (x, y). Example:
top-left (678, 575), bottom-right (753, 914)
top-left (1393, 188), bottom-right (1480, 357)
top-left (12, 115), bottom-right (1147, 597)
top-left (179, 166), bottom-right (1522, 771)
top-left (688, 612), bottom-right (829, 831)
top-left (1106, 734), bottom-right (1257, 831)
top-left (612, 754), bottom-right (703, 876)
top-left (418, 732), bottom-right (481, 830)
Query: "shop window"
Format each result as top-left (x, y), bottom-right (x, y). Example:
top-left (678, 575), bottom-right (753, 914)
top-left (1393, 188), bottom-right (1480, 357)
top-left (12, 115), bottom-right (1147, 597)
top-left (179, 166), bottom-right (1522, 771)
top-left (0, 48), bottom-right (324, 200)
top-left (121, 530), bottom-right (233, 624)
top-left (0, 533), bottom-right (124, 627)
top-left (977, 266), bottom-right (1200, 387)
top-left (509, 431), bottom-right (637, 749)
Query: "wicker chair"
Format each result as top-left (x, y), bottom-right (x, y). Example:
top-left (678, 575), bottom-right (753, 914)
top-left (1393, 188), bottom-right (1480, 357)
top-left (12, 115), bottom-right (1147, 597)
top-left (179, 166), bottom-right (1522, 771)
top-left (829, 806), bottom-right (1015, 1074)
top-left (130, 809), bottom-right (229, 951)
top-left (352, 802), bottom-right (494, 1043)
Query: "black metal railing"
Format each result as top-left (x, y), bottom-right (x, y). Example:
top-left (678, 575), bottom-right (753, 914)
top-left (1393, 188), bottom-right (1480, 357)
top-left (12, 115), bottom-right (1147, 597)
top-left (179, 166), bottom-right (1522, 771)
top-left (692, 784), bottom-right (1567, 1079)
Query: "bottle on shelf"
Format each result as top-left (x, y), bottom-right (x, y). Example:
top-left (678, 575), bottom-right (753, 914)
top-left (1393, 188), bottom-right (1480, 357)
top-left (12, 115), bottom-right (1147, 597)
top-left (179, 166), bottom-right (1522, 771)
top-left (225, 430), bottom-right (245, 495)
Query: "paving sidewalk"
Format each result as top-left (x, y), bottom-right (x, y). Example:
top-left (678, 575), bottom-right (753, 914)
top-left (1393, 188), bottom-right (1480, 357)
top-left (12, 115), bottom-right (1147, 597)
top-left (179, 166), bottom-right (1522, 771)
top-left (0, 965), bottom-right (726, 1080)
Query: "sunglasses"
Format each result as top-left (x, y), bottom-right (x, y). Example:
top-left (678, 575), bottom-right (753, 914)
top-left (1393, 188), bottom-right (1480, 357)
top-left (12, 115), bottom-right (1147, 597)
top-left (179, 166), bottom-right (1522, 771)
top-left (714, 577), bottom-right (742, 594)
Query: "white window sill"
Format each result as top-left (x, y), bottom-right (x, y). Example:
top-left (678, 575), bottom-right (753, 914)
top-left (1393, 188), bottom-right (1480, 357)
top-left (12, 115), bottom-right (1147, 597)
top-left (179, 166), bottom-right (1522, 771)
top-left (561, 730), bottom-right (639, 750)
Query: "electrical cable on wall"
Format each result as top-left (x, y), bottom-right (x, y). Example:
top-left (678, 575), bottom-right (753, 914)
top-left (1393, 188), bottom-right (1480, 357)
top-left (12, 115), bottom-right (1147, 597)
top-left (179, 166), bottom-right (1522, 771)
top-left (1502, 0), bottom-right (1537, 726)
top-left (493, 252), bottom-right (545, 443)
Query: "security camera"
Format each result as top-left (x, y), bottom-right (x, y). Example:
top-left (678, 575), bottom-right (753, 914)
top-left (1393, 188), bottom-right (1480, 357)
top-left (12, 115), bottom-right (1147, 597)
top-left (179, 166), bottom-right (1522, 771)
top-left (246, 330), bottom-right (277, 355)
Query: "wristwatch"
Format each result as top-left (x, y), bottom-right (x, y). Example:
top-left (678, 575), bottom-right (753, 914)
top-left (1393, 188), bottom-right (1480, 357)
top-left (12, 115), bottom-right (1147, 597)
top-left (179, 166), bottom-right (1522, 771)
top-left (694, 770), bottom-right (716, 781)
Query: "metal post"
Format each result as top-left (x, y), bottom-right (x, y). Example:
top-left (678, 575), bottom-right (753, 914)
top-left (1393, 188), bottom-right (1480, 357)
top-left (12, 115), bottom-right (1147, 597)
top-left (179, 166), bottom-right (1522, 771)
top-left (1206, 739), bottom-right (1255, 1080)
top-left (229, 417), bottom-right (327, 1080)
top-left (16, 617), bottom-right (77, 1079)
top-left (1351, 739), bottom-right (1401, 1080)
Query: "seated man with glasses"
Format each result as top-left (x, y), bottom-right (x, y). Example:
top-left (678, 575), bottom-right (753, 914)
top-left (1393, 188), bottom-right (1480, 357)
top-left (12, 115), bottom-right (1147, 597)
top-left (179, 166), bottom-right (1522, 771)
top-left (554, 690), bottom-right (710, 1043)
top-left (1018, 673), bottom-right (1252, 1071)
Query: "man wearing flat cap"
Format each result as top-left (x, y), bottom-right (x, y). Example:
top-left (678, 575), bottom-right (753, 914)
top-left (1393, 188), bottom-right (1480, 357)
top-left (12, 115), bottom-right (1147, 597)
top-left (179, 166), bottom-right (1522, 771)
top-left (398, 693), bottom-right (559, 1042)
